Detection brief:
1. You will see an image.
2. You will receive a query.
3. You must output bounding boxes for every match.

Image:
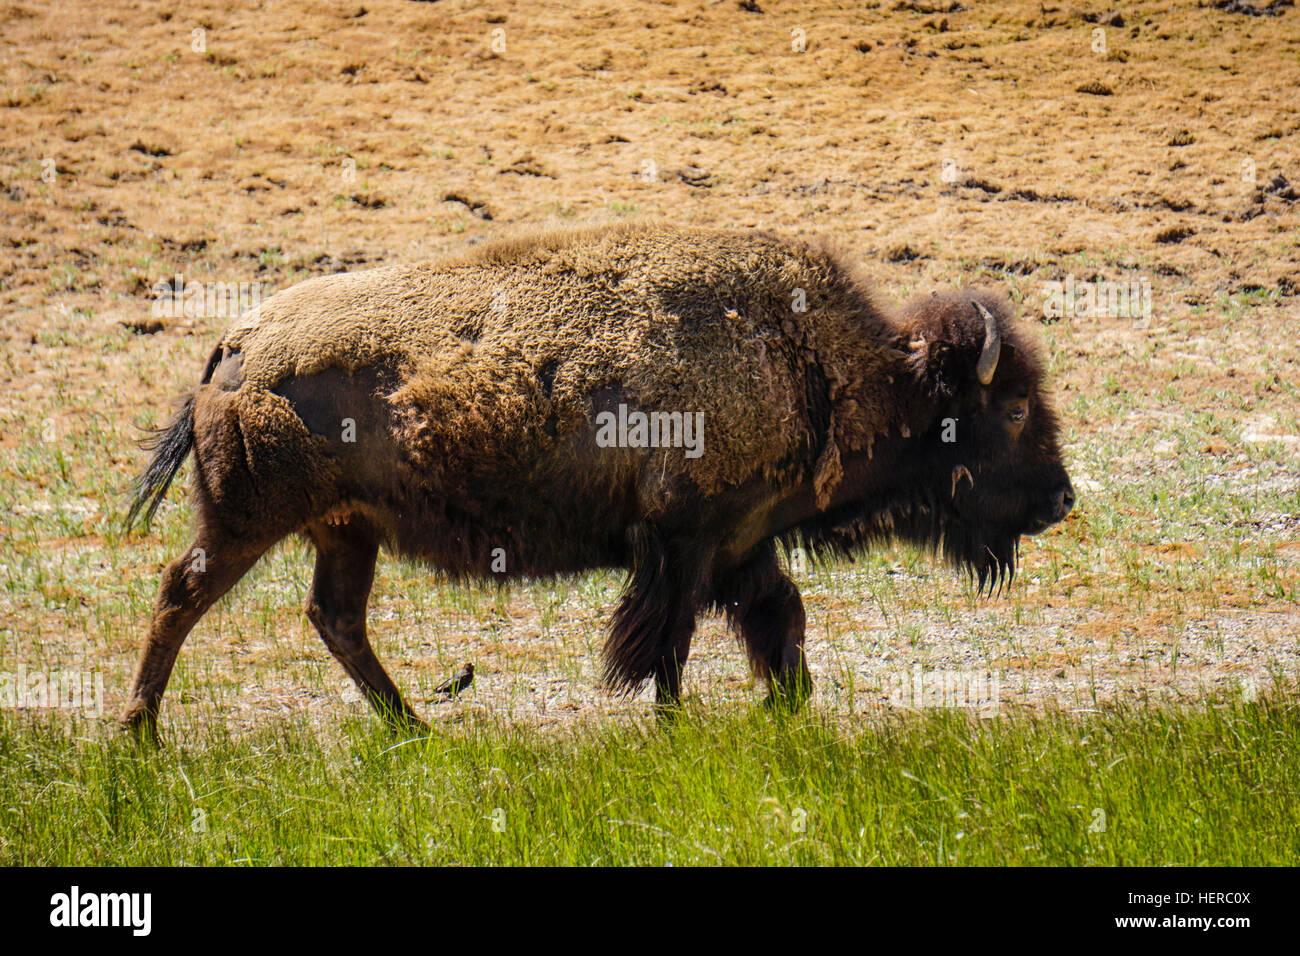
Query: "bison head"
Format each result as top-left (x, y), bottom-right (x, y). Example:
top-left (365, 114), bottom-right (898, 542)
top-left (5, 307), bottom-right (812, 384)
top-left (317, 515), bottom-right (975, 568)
top-left (895, 290), bottom-right (1074, 591)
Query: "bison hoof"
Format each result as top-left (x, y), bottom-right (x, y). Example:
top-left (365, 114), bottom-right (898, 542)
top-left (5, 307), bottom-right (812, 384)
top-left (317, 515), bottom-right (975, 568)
top-left (653, 699), bottom-right (687, 725)
top-left (765, 674), bottom-right (813, 713)
top-left (380, 708), bottom-right (430, 738)
top-left (120, 705), bottom-right (163, 748)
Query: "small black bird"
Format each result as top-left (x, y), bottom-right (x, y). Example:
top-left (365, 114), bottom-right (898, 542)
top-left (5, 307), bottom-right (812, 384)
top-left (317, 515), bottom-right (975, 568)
top-left (433, 663), bottom-right (474, 698)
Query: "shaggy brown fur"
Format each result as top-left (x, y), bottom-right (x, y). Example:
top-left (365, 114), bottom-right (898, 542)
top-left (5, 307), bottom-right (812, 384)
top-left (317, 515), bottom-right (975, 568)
top-left (123, 221), bottom-right (1073, 736)
top-left (214, 222), bottom-right (905, 507)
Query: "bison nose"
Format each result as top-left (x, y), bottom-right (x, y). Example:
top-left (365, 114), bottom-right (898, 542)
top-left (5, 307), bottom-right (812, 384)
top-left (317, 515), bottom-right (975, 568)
top-left (1053, 481), bottom-right (1075, 521)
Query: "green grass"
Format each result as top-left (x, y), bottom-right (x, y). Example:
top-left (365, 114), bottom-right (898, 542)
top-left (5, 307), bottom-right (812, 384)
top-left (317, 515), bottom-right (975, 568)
top-left (2, 696), bottom-right (1296, 866)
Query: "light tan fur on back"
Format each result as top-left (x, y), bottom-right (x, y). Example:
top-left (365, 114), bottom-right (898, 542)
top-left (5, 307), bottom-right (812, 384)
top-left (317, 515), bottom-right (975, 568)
top-left (216, 221), bottom-right (911, 503)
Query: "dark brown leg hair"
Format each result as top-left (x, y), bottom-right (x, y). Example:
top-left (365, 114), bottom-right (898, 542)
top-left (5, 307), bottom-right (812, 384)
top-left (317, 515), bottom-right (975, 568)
top-left (649, 612), bottom-right (697, 720)
top-left (715, 542), bottom-right (813, 710)
top-left (304, 518), bottom-right (426, 734)
top-left (605, 522), bottom-right (708, 720)
top-left (123, 522), bottom-right (280, 740)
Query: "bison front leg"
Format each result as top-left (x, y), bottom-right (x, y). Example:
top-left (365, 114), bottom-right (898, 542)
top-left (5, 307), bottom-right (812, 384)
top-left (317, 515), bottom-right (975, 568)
top-left (649, 617), bottom-right (696, 720)
top-left (716, 544), bottom-right (813, 711)
top-left (605, 524), bottom-right (707, 720)
top-left (610, 590), bottom-right (698, 722)
top-left (305, 519), bottom-right (426, 735)
top-left (755, 579), bottom-right (812, 711)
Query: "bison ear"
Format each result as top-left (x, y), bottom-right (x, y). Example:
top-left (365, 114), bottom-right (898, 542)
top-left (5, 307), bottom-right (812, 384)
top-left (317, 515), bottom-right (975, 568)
top-left (915, 338), bottom-right (960, 397)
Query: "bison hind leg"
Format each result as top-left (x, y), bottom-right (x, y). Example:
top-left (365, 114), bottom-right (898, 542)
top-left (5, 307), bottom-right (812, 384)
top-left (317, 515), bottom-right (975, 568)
top-left (713, 543), bottom-right (812, 710)
top-left (123, 520), bottom-right (285, 742)
top-left (304, 516), bottom-right (426, 735)
top-left (604, 523), bottom-right (709, 719)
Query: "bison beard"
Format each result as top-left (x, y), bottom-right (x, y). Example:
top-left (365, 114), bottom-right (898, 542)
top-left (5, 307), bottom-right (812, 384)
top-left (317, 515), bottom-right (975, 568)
top-left (804, 452), bottom-right (1054, 598)
top-left (813, 493), bottom-right (1021, 596)
top-left (122, 222), bottom-right (1071, 736)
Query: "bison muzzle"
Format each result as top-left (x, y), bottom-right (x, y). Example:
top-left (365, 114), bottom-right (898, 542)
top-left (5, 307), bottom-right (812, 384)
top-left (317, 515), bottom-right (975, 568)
top-left (123, 223), bottom-right (1073, 736)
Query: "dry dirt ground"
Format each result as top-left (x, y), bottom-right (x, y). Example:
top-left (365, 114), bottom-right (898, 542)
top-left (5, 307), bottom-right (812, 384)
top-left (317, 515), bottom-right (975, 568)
top-left (0, 0), bottom-right (1297, 734)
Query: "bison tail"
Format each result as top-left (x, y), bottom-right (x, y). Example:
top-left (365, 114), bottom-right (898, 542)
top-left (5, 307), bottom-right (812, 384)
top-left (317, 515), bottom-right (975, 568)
top-left (126, 393), bottom-right (196, 532)
top-left (126, 346), bottom-right (224, 532)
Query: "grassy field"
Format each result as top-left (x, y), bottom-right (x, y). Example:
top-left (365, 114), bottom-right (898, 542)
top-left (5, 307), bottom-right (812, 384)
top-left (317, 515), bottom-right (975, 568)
top-left (3, 694), bottom-right (1296, 866)
top-left (1, 0), bottom-right (1298, 865)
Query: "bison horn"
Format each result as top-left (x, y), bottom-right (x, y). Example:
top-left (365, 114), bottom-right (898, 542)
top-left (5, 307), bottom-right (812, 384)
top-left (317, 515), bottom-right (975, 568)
top-left (974, 302), bottom-right (1000, 386)
top-left (951, 463), bottom-right (974, 498)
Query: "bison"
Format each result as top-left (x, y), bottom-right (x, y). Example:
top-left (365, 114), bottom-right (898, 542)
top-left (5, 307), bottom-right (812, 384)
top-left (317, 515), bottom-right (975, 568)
top-left (123, 222), bottom-right (1073, 736)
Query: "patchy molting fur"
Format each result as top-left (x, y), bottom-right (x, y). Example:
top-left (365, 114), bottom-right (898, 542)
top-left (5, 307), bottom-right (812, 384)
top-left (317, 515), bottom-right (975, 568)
top-left (124, 222), bottom-right (1072, 734)
top-left (211, 221), bottom-right (912, 508)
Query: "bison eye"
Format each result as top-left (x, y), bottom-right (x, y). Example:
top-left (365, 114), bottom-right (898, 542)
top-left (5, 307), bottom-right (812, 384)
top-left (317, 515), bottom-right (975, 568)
top-left (1008, 407), bottom-right (1027, 424)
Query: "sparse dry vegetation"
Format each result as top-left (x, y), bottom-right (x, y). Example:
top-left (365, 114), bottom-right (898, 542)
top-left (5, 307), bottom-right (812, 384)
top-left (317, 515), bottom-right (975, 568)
top-left (0, 0), bottom-right (1297, 864)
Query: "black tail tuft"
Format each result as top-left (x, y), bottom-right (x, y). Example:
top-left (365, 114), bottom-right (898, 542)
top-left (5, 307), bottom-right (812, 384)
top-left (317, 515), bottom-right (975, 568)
top-left (126, 394), bottom-right (196, 532)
